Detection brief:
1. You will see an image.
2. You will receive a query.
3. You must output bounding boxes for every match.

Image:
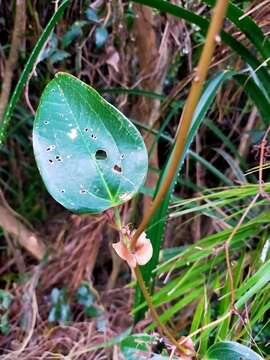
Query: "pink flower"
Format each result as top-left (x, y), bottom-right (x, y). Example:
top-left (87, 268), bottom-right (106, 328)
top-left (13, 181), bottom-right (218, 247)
top-left (176, 337), bottom-right (195, 359)
top-left (112, 231), bottom-right (153, 268)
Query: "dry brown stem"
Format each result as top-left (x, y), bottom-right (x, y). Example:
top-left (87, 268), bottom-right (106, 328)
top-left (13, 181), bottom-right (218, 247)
top-left (0, 0), bottom-right (26, 121)
top-left (0, 205), bottom-right (46, 260)
top-left (132, 5), bottom-right (170, 209)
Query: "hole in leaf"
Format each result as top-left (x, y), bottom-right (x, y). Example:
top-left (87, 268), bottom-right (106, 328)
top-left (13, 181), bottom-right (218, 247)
top-left (55, 156), bottom-right (62, 162)
top-left (113, 164), bottom-right (122, 174)
top-left (80, 189), bottom-right (87, 194)
top-left (48, 159), bottom-right (54, 164)
top-left (46, 145), bottom-right (55, 152)
top-left (91, 134), bottom-right (97, 140)
top-left (44, 120), bottom-right (49, 125)
top-left (95, 149), bottom-right (107, 160)
top-left (120, 154), bottom-right (125, 160)
top-left (60, 189), bottom-right (65, 193)
top-left (84, 128), bottom-right (89, 132)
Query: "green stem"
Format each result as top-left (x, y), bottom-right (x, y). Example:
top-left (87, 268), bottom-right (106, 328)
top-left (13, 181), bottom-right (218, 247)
top-left (131, 0), bottom-right (230, 249)
top-left (134, 266), bottom-right (190, 354)
top-left (113, 206), bottom-right (122, 230)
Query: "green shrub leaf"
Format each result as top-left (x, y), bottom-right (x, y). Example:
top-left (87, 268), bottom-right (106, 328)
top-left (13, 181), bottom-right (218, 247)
top-left (95, 27), bottom-right (108, 48)
top-left (205, 341), bottom-right (263, 360)
top-left (33, 72), bottom-right (148, 214)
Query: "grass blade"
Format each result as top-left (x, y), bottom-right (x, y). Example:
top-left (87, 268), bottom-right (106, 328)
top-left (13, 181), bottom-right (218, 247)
top-left (134, 72), bottom-right (242, 320)
top-left (131, 0), bottom-right (270, 97)
top-left (0, 0), bottom-right (71, 147)
top-left (204, 0), bottom-right (270, 60)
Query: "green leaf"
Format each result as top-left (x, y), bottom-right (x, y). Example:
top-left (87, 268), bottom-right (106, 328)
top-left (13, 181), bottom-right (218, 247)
top-left (50, 50), bottom-right (70, 64)
top-left (33, 72), bottom-right (148, 214)
top-left (0, 290), bottom-right (12, 310)
top-left (235, 259), bottom-right (270, 309)
top-left (120, 334), bottom-right (152, 359)
top-left (85, 8), bottom-right (99, 23)
top-left (214, 148), bottom-right (247, 184)
top-left (120, 334), bottom-right (172, 359)
top-left (205, 341), bottom-right (263, 360)
top-left (60, 303), bottom-right (72, 325)
top-left (50, 288), bottom-right (61, 305)
top-left (85, 305), bottom-right (100, 318)
top-left (0, 313), bottom-right (10, 336)
top-left (61, 20), bottom-right (88, 48)
top-left (95, 27), bottom-right (108, 48)
top-left (76, 283), bottom-right (95, 307)
top-left (39, 33), bottom-right (58, 62)
top-left (72, 327), bottom-right (132, 356)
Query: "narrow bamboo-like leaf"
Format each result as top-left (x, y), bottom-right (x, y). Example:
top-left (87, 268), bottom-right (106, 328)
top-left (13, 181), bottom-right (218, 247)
top-left (33, 73), bottom-right (148, 213)
top-left (200, 290), bottom-right (211, 355)
top-left (190, 295), bottom-right (205, 333)
top-left (235, 260), bottom-right (270, 309)
top-left (133, 69), bottom-right (270, 320)
top-left (73, 327), bottom-right (132, 356)
top-left (145, 288), bottom-right (203, 331)
top-left (205, 341), bottom-right (263, 360)
top-left (205, 119), bottom-right (246, 168)
top-left (189, 150), bottom-right (234, 186)
top-left (131, 0), bottom-right (270, 97)
top-left (214, 148), bottom-right (247, 184)
top-left (157, 213), bottom-right (269, 274)
top-left (0, 0), bottom-right (71, 147)
top-left (203, 0), bottom-right (270, 60)
top-left (134, 72), bottom-right (232, 320)
top-left (216, 253), bottom-right (245, 341)
top-left (234, 74), bottom-right (270, 123)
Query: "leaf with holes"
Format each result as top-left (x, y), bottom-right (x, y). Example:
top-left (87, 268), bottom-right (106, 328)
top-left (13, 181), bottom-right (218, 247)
top-left (33, 72), bottom-right (148, 214)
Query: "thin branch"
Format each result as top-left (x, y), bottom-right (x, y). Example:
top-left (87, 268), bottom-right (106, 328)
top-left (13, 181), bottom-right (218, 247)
top-left (0, 205), bottom-right (46, 260)
top-left (0, 0), bottom-right (26, 121)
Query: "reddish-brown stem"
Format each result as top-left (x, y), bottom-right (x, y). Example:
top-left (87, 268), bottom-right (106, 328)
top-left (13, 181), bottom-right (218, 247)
top-left (131, 0), bottom-right (230, 249)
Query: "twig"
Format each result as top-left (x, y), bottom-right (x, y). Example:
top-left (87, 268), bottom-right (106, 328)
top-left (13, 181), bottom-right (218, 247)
top-left (238, 0), bottom-right (270, 20)
top-left (0, 0), bottom-right (26, 121)
top-left (0, 204), bottom-right (46, 260)
top-left (258, 126), bottom-right (270, 199)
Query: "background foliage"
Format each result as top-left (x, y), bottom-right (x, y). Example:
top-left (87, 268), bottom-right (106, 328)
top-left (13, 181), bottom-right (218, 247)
top-left (0, 0), bottom-right (269, 358)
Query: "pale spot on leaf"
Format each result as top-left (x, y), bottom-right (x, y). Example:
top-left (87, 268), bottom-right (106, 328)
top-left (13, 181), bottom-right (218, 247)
top-left (119, 192), bottom-right (133, 202)
top-left (68, 128), bottom-right (78, 140)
